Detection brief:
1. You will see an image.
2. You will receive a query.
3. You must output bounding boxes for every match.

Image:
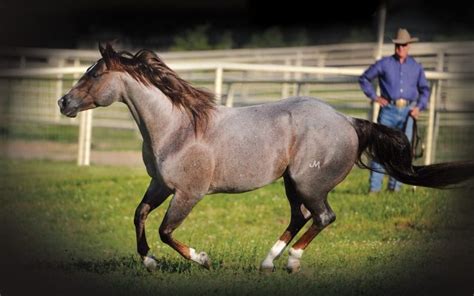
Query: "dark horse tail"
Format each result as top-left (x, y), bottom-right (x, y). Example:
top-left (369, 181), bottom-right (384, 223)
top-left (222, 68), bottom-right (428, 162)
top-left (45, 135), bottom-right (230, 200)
top-left (351, 118), bottom-right (474, 188)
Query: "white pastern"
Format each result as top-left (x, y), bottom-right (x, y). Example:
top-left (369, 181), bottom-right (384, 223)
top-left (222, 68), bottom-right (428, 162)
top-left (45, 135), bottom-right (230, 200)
top-left (189, 248), bottom-right (211, 268)
top-left (261, 240), bottom-right (287, 270)
top-left (287, 248), bottom-right (304, 272)
top-left (143, 255), bottom-right (158, 271)
top-left (190, 248), bottom-right (199, 262)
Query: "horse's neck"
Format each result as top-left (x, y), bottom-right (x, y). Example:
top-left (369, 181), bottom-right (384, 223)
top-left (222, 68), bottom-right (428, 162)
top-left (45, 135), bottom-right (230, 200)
top-left (122, 82), bottom-right (187, 148)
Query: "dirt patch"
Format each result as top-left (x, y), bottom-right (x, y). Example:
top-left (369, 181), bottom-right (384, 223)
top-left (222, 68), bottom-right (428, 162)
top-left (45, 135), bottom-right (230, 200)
top-left (1, 139), bottom-right (143, 167)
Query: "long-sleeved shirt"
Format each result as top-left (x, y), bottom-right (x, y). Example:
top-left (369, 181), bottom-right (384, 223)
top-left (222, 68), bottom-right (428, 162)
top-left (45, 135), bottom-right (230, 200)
top-left (359, 55), bottom-right (430, 110)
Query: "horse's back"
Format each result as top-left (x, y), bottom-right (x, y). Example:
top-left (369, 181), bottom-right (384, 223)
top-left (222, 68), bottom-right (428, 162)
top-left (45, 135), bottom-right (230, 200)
top-left (205, 97), bottom-right (358, 194)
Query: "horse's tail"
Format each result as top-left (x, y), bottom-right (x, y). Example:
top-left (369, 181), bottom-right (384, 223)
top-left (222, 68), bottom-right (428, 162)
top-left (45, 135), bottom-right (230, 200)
top-left (350, 117), bottom-right (474, 188)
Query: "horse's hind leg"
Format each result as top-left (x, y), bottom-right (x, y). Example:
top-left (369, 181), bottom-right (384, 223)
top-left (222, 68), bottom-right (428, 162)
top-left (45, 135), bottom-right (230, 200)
top-left (158, 190), bottom-right (211, 269)
top-left (134, 179), bottom-right (172, 270)
top-left (286, 197), bottom-right (335, 273)
top-left (260, 175), bottom-right (311, 272)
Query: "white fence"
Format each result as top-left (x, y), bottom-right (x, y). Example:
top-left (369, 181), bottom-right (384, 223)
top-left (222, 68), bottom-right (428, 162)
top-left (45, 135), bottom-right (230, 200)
top-left (2, 42), bottom-right (474, 69)
top-left (1, 42), bottom-right (473, 166)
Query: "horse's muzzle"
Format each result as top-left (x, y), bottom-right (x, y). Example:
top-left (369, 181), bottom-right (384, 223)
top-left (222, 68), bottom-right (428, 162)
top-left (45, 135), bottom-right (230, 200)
top-left (58, 95), bottom-right (79, 117)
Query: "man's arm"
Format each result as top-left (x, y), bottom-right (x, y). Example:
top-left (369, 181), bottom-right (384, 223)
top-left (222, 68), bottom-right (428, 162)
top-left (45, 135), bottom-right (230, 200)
top-left (358, 60), bottom-right (383, 101)
top-left (410, 66), bottom-right (430, 119)
top-left (416, 67), bottom-right (430, 110)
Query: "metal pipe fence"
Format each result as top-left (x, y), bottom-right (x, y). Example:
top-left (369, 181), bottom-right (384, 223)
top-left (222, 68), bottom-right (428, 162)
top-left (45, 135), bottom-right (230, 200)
top-left (1, 43), bottom-right (473, 166)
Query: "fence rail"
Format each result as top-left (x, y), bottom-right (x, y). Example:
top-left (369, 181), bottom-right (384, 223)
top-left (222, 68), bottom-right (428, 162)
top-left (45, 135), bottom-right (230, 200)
top-left (1, 42), bottom-right (473, 166)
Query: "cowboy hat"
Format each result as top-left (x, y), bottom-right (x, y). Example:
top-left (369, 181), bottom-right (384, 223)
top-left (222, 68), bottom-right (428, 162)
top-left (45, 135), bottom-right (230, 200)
top-left (392, 28), bottom-right (419, 44)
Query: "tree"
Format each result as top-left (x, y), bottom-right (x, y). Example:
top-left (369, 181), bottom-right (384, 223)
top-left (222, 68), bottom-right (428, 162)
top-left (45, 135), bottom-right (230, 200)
top-left (170, 24), bottom-right (212, 51)
top-left (244, 27), bottom-right (285, 48)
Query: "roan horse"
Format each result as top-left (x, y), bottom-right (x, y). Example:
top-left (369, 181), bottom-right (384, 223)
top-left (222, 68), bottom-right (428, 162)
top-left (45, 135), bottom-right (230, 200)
top-left (58, 44), bottom-right (474, 273)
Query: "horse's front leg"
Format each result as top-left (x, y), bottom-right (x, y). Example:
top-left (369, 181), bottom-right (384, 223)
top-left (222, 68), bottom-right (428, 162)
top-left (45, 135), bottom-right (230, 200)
top-left (134, 179), bottom-right (172, 270)
top-left (159, 190), bottom-right (211, 269)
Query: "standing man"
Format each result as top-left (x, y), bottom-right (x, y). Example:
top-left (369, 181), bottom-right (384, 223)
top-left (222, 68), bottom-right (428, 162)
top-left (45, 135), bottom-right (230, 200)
top-left (359, 28), bottom-right (430, 193)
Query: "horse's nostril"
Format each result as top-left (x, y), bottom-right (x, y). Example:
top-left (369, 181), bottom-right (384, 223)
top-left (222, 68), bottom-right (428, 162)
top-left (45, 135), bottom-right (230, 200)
top-left (58, 96), bottom-right (68, 108)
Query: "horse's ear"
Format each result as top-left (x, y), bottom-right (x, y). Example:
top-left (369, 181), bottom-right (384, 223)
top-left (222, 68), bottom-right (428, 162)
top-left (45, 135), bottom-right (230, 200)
top-left (105, 42), bottom-right (116, 54)
top-left (99, 42), bottom-right (115, 57)
top-left (98, 42), bottom-right (106, 56)
top-left (98, 42), bottom-right (116, 68)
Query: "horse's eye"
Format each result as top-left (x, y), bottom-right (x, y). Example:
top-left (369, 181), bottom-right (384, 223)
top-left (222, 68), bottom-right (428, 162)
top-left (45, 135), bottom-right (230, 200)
top-left (92, 72), bottom-right (99, 78)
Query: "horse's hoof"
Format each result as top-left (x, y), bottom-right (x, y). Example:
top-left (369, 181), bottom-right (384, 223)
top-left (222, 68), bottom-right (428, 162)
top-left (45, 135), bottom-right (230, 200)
top-left (143, 255), bottom-right (158, 271)
top-left (190, 248), bottom-right (211, 269)
top-left (286, 262), bottom-right (301, 274)
top-left (198, 252), bottom-right (211, 270)
top-left (259, 265), bottom-right (276, 273)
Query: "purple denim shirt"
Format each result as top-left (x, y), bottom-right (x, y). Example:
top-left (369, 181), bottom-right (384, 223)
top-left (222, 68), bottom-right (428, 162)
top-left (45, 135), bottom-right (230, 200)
top-left (359, 55), bottom-right (430, 110)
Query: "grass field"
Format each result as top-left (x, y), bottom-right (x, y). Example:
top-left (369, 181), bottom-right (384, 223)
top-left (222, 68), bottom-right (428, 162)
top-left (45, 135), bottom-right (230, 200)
top-left (0, 158), bottom-right (473, 296)
top-left (2, 122), bottom-right (141, 151)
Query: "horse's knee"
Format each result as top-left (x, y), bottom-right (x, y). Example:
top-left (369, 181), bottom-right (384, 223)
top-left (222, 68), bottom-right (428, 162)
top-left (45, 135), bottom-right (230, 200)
top-left (134, 203), bottom-right (151, 227)
top-left (159, 226), bottom-right (172, 244)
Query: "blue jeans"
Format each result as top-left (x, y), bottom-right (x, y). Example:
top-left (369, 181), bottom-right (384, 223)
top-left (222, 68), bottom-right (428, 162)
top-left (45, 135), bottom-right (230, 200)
top-left (369, 104), bottom-right (414, 192)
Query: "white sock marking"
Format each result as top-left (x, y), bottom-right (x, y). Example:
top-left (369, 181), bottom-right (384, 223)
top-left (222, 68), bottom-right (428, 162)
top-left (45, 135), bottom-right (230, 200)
top-left (143, 256), bottom-right (158, 270)
top-left (189, 247), bottom-right (209, 267)
top-left (289, 248), bottom-right (304, 258)
top-left (189, 248), bottom-right (200, 263)
top-left (261, 240), bottom-right (287, 269)
top-left (287, 248), bottom-right (304, 270)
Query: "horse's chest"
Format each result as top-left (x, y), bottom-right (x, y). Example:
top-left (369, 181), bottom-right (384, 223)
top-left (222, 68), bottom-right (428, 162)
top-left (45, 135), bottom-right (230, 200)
top-left (142, 143), bottom-right (161, 178)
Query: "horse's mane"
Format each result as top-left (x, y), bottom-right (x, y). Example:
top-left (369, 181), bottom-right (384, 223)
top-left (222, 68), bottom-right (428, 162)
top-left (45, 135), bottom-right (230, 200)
top-left (100, 43), bottom-right (216, 134)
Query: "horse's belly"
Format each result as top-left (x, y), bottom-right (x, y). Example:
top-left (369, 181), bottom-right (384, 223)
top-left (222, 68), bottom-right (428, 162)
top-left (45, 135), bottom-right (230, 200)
top-left (208, 151), bottom-right (287, 194)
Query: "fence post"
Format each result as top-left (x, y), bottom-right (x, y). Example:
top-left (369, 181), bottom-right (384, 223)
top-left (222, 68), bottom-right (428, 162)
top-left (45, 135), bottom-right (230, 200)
top-left (430, 52), bottom-right (445, 163)
top-left (78, 110), bottom-right (93, 166)
top-left (225, 82), bottom-right (235, 107)
top-left (78, 112), bottom-right (85, 165)
top-left (83, 110), bottom-right (93, 165)
top-left (424, 81), bottom-right (438, 165)
top-left (74, 58), bottom-right (93, 166)
top-left (214, 66), bottom-right (223, 105)
top-left (54, 59), bottom-right (64, 122)
top-left (292, 50), bottom-right (303, 96)
top-left (281, 58), bottom-right (291, 99)
top-left (371, 2), bottom-right (386, 122)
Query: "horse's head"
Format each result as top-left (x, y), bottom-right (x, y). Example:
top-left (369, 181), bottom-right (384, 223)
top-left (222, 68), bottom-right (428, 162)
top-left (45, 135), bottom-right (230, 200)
top-left (58, 43), bottom-right (124, 117)
top-left (58, 43), bottom-right (216, 133)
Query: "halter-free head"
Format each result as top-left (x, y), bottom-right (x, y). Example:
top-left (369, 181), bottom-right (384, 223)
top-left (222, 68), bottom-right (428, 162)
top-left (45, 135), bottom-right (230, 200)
top-left (58, 43), bottom-right (124, 117)
top-left (58, 43), bottom-right (215, 134)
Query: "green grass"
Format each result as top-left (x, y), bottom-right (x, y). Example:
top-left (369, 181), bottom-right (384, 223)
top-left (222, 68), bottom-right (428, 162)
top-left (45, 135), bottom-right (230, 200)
top-left (1, 122), bottom-right (141, 151)
top-left (1, 122), bottom-right (78, 142)
top-left (0, 158), bottom-right (473, 295)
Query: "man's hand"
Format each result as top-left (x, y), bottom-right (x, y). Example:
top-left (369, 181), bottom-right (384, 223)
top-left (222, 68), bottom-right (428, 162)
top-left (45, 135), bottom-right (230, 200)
top-left (375, 96), bottom-right (389, 107)
top-left (410, 107), bottom-right (420, 119)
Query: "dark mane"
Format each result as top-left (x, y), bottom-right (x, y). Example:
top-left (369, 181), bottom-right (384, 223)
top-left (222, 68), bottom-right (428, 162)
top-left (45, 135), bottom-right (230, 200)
top-left (100, 44), bottom-right (216, 134)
